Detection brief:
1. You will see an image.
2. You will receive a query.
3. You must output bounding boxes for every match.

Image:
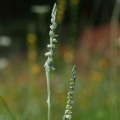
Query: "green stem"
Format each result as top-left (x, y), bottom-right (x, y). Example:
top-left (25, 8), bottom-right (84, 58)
top-left (46, 67), bottom-right (51, 120)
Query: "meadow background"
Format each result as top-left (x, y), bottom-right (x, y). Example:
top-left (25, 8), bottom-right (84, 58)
top-left (0, 0), bottom-right (120, 120)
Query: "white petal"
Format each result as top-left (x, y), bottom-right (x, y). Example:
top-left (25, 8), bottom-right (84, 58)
top-left (44, 62), bottom-right (47, 67)
top-left (53, 39), bottom-right (57, 42)
top-left (66, 115), bottom-right (72, 119)
top-left (45, 52), bottom-right (50, 56)
top-left (50, 66), bottom-right (55, 71)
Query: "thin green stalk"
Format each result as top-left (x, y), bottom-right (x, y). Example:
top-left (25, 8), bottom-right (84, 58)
top-left (44, 3), bottom-right (57, 120)
top-left (46, 69), bottom-right (51, 120)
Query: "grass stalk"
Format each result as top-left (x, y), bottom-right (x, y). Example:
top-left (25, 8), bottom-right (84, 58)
top-left (46, 69), bottom-right (51, 120)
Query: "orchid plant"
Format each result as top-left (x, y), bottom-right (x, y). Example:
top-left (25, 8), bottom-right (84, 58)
top-left (44, 3), bottom-right (76, 120)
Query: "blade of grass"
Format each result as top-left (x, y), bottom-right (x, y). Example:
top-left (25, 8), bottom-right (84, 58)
top-left (0, 94), bottom-right (17, 120)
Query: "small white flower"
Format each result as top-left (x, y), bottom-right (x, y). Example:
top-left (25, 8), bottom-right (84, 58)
top-left (70, 82), bottom-right (74, 85)
top-left (50, 25), bottom-right (53, 29)
top-left (53, 39), bottom-right (57, 42)
top-left (67, 100), bottom-right (74, 104)
top-left (66, 105), bottom-right (72, 109)
top-left (67, 96), bottom-right (73, 99)
top-left (55, 35), bottom-right (58, 37)
top-left (66, 115), bottom-right (72, 119)
top-left (70, 86), bottom-right (74, 89)
top-left (50, 66), bottom-right (55, 71)
top-left (47, 44), bottom-right (53, 48)
top-left (50, 22), bottom-right (57, 29)
top-left (44, 61), bottom-right (48, 67)
top-left (67, 91), bottom-right (73, 95)
top-left (65, 110), bottom-right (72, 114)
top-left (45, 52), bottom-right (51, 56)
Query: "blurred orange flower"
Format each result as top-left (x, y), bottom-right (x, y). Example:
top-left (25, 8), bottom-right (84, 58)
top-left (90, 71), bottom-right (103, 82)
top-left (97, 59), bottom-right (109, 70)
top-left (63, 50), bottom-right (74, 63)
top-left (16, 74), bottom-right (28, 85)
top-left (31, 64), bottom-right (41, 75)
top-left (28, 50), bottom-right (37, 61)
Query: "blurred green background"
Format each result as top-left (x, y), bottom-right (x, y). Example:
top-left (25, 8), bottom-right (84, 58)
top-left (0, 0), bottom-right (120, 120)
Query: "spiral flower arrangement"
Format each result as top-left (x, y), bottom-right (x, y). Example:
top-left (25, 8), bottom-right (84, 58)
top-left (63, 65), bottom-right (76, 120)
top-left (44, 3), bottom-right (57, 71)
top-left (44, 4), bottom-right (76, 120)
top-left (44, 3), bottom-right (57, 120)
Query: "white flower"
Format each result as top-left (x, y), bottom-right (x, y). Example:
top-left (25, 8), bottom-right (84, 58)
top-left (65, 110), bottom-right (72, 114)
top-left (66, 105), bottom-right (72, 109)
top-left (67, 96), bottom-right (73, 99)
top-left (44, 61), bottom-right (47, 67)
top-left (47, 44), bottom-right (53, 48)
top-left (53, 39), bottom-right (57, 42)
top-left (45, 52), bottom-right (51, 56)
top-left (67, 100), bottom-right (74, 104)
top-left (50, 66), bottom-right (55, 71)
top-left (67, 91), bottom-right (73, 95)
top-left (66, 115), bottom-right (72, 119)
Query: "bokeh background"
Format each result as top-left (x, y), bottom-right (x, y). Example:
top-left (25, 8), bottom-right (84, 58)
top-left (0, 0), bottom-right (120, 120)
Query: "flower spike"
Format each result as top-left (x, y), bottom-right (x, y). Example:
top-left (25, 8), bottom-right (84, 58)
top-left (63, 65), bottom-right (76, 120)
